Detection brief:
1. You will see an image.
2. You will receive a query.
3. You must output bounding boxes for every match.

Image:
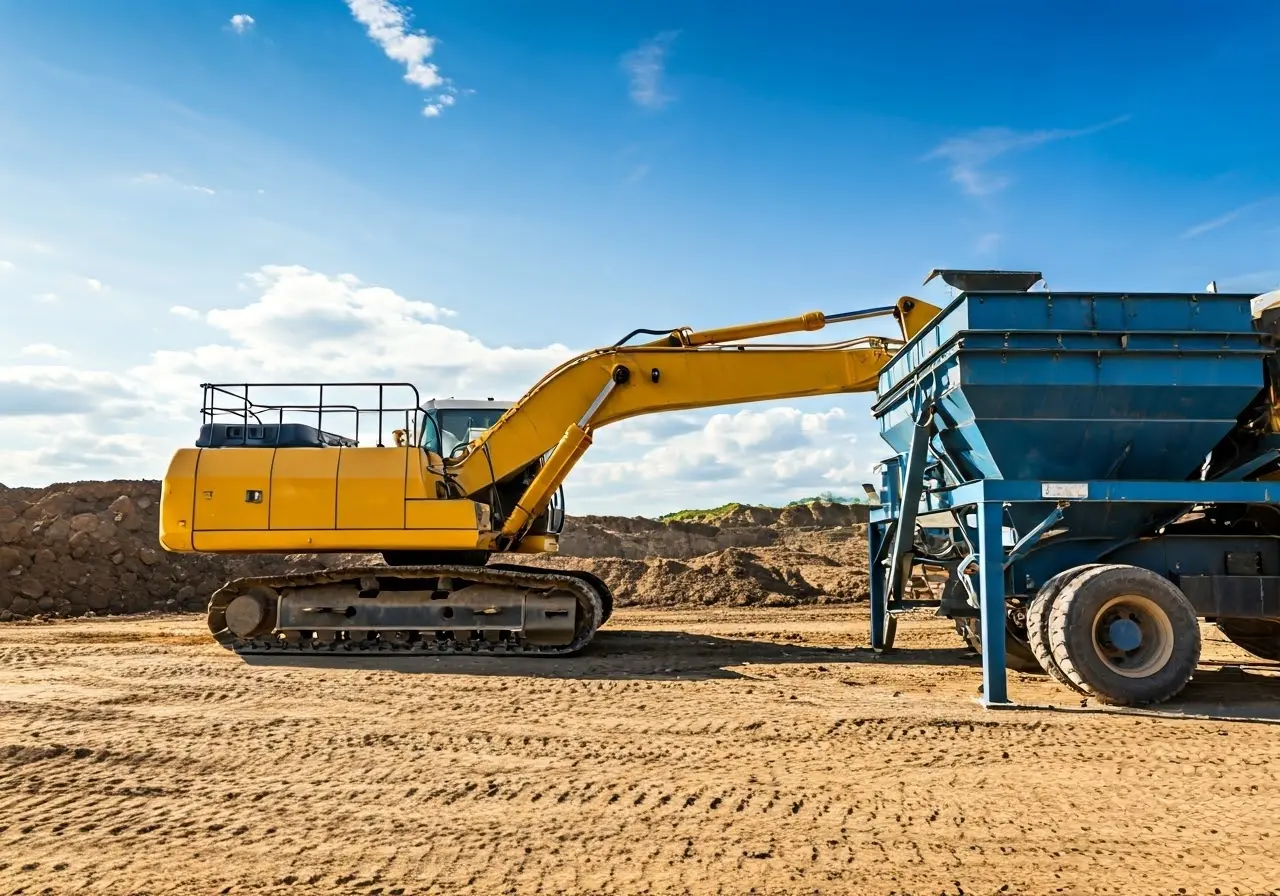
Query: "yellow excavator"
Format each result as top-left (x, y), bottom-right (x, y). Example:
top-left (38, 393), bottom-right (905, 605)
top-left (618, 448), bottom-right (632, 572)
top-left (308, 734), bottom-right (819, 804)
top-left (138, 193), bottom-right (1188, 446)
top-left (158, 296), bottom-right (941, 655)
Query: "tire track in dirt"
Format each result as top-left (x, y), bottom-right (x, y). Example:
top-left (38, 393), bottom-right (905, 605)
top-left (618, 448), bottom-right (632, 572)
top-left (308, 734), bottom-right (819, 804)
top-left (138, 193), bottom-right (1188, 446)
top-left (2, 608), bottom-right (1279, 895)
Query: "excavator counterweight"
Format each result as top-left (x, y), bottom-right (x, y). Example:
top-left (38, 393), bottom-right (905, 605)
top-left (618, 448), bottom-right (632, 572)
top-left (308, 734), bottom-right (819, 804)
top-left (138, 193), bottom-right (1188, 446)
top-left (159, 296), bottom-right (941, 656)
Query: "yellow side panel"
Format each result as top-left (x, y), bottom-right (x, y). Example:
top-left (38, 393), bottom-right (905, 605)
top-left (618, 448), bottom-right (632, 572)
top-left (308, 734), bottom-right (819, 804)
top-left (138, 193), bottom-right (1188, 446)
top-left (193, 528), bottom-right (484, 553)
top-left (404, 449), bottom-right (443, 500)
top-left (159, 449), bottom-right (199, 551)
top-left (404, 499), bottom-right (486, 530)
top-left (337, 447), bottom-right (407, 529)
top-left (193, 448), bottom-right (274, 531)
top-left (270, 449), bottom-right (340, 530)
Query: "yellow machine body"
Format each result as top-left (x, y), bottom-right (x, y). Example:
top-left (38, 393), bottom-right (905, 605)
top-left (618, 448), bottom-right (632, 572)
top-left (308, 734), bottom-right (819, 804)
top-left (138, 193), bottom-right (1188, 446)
top-left (158, 294), bottom-right (941, 657)
top-left (160, 446), bottom-right (506, 553)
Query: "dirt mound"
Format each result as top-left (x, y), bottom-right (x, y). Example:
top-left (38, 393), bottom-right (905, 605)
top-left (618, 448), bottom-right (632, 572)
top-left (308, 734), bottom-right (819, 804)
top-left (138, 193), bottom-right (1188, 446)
top-left (0, 481), bottom-right (314, 621)
top-left (0, 480), bottom-right (870, 620)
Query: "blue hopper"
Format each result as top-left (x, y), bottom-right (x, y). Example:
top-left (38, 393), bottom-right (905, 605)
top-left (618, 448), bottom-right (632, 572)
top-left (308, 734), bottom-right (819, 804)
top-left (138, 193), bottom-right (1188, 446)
top-left (867, 269), bottom-right (1280, 707)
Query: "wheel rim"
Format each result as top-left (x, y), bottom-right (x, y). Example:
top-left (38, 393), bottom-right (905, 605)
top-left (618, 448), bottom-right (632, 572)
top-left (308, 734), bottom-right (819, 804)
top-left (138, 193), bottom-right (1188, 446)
top-left (1090, 594), bottom-right (1175, 678)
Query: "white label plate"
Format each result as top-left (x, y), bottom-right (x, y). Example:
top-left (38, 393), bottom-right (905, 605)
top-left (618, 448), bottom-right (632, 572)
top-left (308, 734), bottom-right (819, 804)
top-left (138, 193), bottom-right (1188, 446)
top-left (1042, 482), bottom-right (1088, 499)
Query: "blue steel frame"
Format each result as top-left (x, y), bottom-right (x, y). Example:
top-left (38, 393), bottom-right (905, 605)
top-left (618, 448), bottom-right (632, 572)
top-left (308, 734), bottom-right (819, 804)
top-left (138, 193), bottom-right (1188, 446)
top-left (870, 477), bottom-right (1280, 707)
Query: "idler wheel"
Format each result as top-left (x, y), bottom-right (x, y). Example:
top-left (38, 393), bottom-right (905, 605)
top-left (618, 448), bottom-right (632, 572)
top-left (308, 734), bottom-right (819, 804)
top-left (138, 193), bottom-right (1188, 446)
top-left (224, 587), bottom-right (278, 638)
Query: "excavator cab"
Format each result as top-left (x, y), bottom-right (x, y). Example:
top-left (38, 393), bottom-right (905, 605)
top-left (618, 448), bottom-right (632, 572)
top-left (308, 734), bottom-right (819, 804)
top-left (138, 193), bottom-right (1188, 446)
top-left (421, 398), bottom-right (514, 458)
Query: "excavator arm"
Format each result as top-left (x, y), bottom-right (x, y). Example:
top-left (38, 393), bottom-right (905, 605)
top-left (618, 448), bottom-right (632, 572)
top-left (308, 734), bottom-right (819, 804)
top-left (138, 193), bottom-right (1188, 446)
top-left (446, 295), bottom-right (940, 547)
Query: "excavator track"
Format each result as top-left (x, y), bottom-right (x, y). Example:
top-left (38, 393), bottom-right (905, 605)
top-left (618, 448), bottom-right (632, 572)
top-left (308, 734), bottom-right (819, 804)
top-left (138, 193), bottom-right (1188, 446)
top-left (205, 563), bottom-right (610, 657)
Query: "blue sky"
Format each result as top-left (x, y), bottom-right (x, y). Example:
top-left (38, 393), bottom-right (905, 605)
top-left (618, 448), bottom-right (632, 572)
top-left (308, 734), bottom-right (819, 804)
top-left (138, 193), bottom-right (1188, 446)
top-left (1, 1), bottom-right (1278, 515)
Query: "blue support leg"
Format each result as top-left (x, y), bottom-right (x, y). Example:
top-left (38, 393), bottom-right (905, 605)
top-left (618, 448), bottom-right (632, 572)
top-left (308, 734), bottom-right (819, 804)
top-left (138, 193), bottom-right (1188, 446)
top-left (976, 500), bottom-right (1011, 707)
top-left (885, 407), bottom-right (933, 611)
top-left (868, 521), bottom-right (888, 649)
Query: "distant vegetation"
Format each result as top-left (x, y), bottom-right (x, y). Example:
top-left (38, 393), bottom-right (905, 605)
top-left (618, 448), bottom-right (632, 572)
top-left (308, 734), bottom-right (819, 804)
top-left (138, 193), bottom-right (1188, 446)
top-left (657, 491), bottom-right (868, 522)
top-left (658, 502), bottom-right (747, 523)
top-left (786, 491), bottom-right (867, 506)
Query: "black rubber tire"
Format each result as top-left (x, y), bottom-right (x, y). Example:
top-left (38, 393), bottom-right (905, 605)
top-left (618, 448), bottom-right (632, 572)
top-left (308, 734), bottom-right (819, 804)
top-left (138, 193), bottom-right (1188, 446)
top-left (1048, 564), bottom-right (1201, 706)
top-left (1026, 564), bottom-right (1103, 696)
top-left (956, 617), bottom-right (1043, 674)
top-left (1216, 618), bottom-right (1280, 662)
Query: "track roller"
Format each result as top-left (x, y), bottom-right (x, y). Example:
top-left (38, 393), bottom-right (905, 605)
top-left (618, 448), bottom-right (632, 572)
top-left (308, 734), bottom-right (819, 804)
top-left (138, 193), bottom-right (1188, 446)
top-left (1047, 564), bottom-right (1201, 706)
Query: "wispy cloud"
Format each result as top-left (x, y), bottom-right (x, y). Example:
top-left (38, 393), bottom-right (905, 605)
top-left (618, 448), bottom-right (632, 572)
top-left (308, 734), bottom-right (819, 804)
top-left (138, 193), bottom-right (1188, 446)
top-left (925, 115), bottom-right (1131, 197)
top-left (34, 292), bottom-right (58, 304)
top-left (975, 232), bottom-right (1002, 254)
top-left (229, 14), bottom-right (255, 34)
top-left (624, 163), bottom-right (650, 185)
top-left (1181, 197), bottom-right (1274, 239)
top-left (83, 277), bottom-right (105, 292)
top-left (20, 344), bottom-right (70, 360)
top-left (0, 235), bottom-right (54, 255)
top-left (621, 31), bottom-right (679, 110)
top-left (133, 172), bottom-right (216, 195)
top-left (170, 305), bottom-right (202, 320)
top-left (343, 0), bottom-right (460, 117)
top-left (0, 260), bottom-right (14, 272)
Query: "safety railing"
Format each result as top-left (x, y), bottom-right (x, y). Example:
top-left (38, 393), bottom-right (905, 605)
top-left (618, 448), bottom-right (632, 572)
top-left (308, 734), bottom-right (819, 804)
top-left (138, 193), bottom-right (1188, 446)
top-left (199, 382), bottom-right (426, 448)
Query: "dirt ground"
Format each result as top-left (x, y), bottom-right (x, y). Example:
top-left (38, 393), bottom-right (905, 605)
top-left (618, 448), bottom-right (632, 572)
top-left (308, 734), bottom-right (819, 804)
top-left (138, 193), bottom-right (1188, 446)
top-left (2, 608), bottom-right (1279, 896)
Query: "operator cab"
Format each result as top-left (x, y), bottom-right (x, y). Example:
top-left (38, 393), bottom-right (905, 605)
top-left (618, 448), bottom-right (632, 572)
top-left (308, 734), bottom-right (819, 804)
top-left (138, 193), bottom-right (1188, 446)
top-left (420, 397), bottom-right (514, 458)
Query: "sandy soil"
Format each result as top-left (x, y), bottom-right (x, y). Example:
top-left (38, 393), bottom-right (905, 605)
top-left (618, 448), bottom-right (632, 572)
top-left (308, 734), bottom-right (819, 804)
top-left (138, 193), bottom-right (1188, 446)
top-left (2, 608), bottom-right (1279, 896)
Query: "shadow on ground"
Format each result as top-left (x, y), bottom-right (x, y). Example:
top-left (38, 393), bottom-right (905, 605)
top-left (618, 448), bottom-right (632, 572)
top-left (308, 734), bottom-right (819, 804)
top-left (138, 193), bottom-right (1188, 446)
top-left (1008, 665), bottom-right (1280, 725)
top-left (235, 628), bottom-right (979, 681)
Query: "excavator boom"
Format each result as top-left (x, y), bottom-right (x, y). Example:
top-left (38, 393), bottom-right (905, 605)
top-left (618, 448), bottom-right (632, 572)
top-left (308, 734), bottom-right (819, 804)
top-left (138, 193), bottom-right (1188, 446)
top-left (158, 294), bottom-right (941, 658)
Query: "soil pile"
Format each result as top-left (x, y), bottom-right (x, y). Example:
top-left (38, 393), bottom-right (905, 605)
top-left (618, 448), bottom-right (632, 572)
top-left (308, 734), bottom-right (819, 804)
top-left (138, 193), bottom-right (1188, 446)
top-left (0, 479), bottom-right (870, 619)
top-left (0, 481), bottom-right (296, 621)
top-left (539, 504), bottom-right (870, 607)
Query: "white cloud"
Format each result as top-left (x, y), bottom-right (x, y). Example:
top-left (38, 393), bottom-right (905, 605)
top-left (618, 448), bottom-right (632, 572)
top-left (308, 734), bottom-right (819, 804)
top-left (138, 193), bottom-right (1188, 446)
top-left (621, 31), bottom-right (679, 110)
top-left (0, 235), bottom-right (54, 256)
top-left (0, 260), bottom-right (14, 272)
top-left (0, 265), bottom-right (886, 515)
top-left (0, 366), bottom-right (138, 418)
top-left (230, 14), bottom-right (255, 34)
top-left (35, 292), bottom-right (58, 303)
top-left (133, 172), bottom-right (216, 196)
top-left (572, 403), bottom-right (881, 514)
top-left (19, 344), bottom-right (70, 359)
top-left (344, 0), bottom-right (460, 117)
top-left (0, 265), bottom-right (577, 485)
top-left (423, 93), bottom-right (456, 117)
top-left (83, 277), bottom-right (105, 292)
top-left (924, 115), bottom-right (1130, 197)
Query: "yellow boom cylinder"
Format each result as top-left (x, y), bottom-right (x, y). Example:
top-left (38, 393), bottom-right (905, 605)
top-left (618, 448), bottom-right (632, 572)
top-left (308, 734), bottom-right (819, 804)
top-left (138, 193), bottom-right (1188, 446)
top-left (655, 310), bottom-right (828, 347)
top-left (499, 422), bottom-right (593, 540)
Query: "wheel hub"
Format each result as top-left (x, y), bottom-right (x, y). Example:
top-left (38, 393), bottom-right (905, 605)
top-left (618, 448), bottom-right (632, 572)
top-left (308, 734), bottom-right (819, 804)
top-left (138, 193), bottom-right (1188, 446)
top-left (1090, 594), bottom-right (1175, 679)
top-left (1107, 616), bottom-right (1142, 652)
